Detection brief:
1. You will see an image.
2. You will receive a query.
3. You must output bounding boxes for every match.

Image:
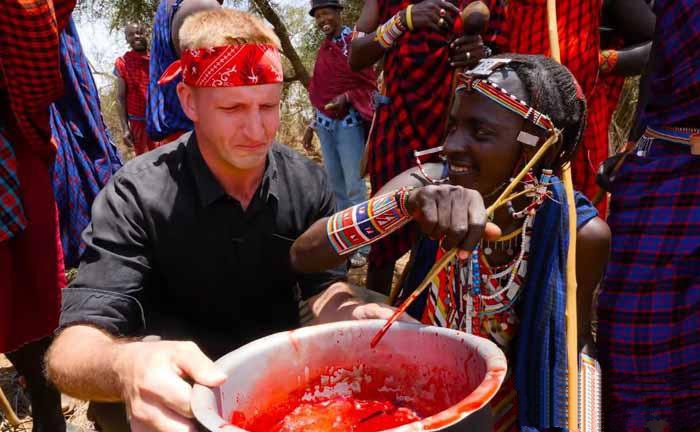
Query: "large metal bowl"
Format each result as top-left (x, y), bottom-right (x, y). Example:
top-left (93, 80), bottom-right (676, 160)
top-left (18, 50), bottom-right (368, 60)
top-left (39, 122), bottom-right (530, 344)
top-left (192, 320), bottom-right (507, 431)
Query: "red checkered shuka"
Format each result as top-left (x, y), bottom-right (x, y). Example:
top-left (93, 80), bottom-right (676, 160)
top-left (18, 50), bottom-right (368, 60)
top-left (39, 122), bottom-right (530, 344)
top-left (368, 0), bottom-right (506, 267)
top-left (0, 0), bottom-right (76, 159)
top-left (504, 0), bottom-right (604, 206)
top-left (114, 50), bottom-right (150, 119)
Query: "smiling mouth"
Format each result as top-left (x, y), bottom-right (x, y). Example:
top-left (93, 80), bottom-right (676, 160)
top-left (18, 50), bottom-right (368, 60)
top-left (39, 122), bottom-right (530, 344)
top-left (322, 24), bottom-right (332, 32)
top-left (448, 162), bottom-right (474, 175)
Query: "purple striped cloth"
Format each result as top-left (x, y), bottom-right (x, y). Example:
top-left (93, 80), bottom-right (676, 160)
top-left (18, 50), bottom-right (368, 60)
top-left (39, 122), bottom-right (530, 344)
top-left (597, 130), bottom-right (700, 431)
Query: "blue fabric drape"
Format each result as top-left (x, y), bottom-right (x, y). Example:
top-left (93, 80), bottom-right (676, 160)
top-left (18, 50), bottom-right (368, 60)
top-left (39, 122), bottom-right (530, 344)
top-left (51, 17), bottom-right (123, 268)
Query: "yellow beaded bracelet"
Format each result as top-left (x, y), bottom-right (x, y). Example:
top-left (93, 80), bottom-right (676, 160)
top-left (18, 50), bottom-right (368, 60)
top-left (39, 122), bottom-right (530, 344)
top-left (406, 4), bottom-right (414, 31)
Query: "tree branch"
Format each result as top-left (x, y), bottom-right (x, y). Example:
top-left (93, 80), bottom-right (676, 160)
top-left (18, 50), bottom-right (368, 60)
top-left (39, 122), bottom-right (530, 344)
top-left (249, 0), bottom-right (311, 88)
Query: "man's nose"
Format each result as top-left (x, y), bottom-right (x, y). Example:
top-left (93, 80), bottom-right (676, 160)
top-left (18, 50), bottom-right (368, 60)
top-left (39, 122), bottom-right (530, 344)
top-left (243, 109), bottom-right (266, 141)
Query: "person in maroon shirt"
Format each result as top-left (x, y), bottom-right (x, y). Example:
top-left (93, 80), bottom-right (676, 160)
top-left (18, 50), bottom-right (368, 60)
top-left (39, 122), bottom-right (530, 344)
top-left (115, 23), bottom-right (158, 155)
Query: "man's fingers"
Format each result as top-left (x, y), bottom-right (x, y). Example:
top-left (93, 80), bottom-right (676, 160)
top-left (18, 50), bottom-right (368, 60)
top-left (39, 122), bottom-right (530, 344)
top-left (438, 0), bottom-right (460, 16)
top-left (484, 222), bottom-right (501, 241)
top-left (451, 34), bottom-right (481, 47)
top-left (129, 397), bottom-right (198, 432)
top-left (442, 194), bottom-right (469, 251)
top-left (434, 190), bottom-right (452, 241)
top-left (174, 342), bottom-right (226, 387)
top-left (457, 194), bottom-right (487, 255)
top-left (141, 369), bottom-right (195, 419)
top-left (416, 199), bottom-right (438, 239)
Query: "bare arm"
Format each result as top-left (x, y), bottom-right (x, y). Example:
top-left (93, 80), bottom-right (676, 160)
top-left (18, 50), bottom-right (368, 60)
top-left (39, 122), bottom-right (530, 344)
top-left (115, 75), bottom-right (133, 147)
top-left (291, 163), bottom-right (500, 273)
top-left (47, 325), bottom-right (226, 432)
top-left (575, 216), bottom-right (611, 347)
top-left (306, 281), bottom-right (416, 324)
top-left (290, 164), bottom-right (441, 273)
top-left (349, 0), bottom-right (386, 71)
top-left (349, 0), bottom-right (460, 71)
top-left (602, 0), bottom-right (655, 76)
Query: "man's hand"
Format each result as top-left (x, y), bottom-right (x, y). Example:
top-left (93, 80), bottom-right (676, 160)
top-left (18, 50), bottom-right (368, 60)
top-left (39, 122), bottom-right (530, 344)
top-left (349, 302), bottom-right (419, 323)
top-left (114, 340), bottom-right (226, 432)
top-left (449, 34), bottom-right (488, 68)
top-left (402, 0), bottom-right (460, 32)
top-left (324, 93), bottom-right (350, 112)
top-left (123, 129), bottom-right (134, 148)
top-left (302, 126), bottom-right (315, 151)
top-left (406, 184), bottom-right (501, 259)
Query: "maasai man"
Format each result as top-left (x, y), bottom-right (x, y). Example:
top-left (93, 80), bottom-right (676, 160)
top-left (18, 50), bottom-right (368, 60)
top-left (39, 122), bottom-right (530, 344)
top-left (494, 0), bottom-right (654, 216)
top-left (305, 0), bottom-right (378, 268)
top-left (291, 55), bottom-right (611, 431)
top-left (51, 18), bottom-right (123, 270)
top-left (0, 0), bottom-right (75, 430)
top-left (47, 9), bottom-right (413, 432)
top-left (597, 1), bottom-right (700, 430)
top-left (146, 0), bottom-right (223, 144)
top-left (115, 22), bottom-right (157, 155)
top-left (349, 0), bottom-right (507, 294)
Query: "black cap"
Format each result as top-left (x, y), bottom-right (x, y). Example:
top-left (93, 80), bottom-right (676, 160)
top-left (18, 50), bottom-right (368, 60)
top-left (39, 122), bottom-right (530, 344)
top-left (309, 0), bottom-right (343, 16)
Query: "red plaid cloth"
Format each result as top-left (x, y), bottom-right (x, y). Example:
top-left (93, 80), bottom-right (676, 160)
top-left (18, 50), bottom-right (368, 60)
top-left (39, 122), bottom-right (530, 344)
top-left (114, 50), bottom-right (150, 120)
top-left (501, 0), bottom-right (605, 210)
top-left (0, 0), bottom-right (75, 242)
top-left (0, 0), bottom-right (73, 352)
top-left (368, 0), bottom-right (506, 268)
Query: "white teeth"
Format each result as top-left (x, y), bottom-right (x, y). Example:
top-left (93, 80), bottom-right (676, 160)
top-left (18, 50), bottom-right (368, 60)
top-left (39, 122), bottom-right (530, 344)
top-left (450, 164), bottom-right (471, 174)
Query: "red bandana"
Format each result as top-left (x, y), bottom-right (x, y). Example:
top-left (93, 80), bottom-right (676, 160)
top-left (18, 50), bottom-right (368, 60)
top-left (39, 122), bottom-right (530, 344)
top-left (158, 43), bottom-right (283, 87)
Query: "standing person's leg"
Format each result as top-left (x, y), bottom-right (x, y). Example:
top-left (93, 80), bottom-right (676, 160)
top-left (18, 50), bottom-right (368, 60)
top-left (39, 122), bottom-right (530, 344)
top-left (316, 123), bottom-right (350, 209)
top-left (2, 142), bottom-right (66, 432)
top-left (128, 120), bottom-right (149, 155)
top-left (336, 120), bottom-right (371, 266)
top-left (5, 338), bottom-right (66, 432)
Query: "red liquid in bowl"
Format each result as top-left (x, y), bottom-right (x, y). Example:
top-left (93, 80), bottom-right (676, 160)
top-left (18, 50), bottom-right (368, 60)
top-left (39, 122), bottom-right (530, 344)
top-left (230, 364), bottom-right (459, 431)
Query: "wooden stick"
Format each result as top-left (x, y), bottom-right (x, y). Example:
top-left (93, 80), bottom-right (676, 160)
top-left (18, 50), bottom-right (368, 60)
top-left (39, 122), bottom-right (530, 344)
top-left (371, 132), bottom-right (559, 348)
top-left (0, 386), bottom-right (22, 427)
top-left (545, 0), bottom-right (580, 429)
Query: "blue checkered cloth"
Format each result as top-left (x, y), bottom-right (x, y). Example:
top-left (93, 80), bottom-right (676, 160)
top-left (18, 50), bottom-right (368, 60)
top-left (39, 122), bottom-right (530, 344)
top-left (50, 17), bottom-right (122, 268)
top-left (146, 0), bottom-right (193, 141)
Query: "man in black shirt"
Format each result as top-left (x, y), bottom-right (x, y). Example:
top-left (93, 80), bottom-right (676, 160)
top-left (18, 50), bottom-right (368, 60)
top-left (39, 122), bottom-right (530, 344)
top-left (46, 9), bottom-right (407, 432)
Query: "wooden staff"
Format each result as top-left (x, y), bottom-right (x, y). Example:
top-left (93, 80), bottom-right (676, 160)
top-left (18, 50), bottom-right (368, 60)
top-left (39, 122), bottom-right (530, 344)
top-left (372, 131), bottom-right (560, 348)
top-left (0, 386), bottom-right (22, 427)
top-left (546, 0), bottom-right (579, 429)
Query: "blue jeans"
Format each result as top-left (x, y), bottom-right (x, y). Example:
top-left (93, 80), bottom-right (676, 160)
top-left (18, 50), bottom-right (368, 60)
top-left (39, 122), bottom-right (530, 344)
top-left (316, 111), bottom-right (369, 256)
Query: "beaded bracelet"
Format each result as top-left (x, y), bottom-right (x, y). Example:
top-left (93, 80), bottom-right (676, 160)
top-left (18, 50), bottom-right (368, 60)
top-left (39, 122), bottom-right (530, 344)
top-left (327, 187), bottom-right (414, 255)
top-left (599, 49), bottom-right (618, 74)
top-left (375, 13), bottom-right (406, 49)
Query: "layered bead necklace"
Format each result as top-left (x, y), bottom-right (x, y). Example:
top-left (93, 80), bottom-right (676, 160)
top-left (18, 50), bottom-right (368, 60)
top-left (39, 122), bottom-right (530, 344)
top-left (432, 170), bottom-right (552, 351)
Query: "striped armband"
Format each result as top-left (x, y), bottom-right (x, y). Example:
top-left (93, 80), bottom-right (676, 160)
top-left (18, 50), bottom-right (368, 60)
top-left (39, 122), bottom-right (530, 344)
top-left (374, 13), bottom-right (406, 49)
top-left (326, 187), bottom-right (414, 255)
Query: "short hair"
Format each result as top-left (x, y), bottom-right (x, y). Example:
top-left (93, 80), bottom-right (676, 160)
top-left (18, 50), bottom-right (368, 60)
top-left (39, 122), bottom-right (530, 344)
top-left (491, 54), bottom-right (587, 169)
top-left (178, 9), bottom-right (281, 51)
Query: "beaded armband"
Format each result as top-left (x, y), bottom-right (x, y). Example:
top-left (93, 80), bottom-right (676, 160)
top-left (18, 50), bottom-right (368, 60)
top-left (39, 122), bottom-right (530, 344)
top-left (327, 187), bottom-right (414, 255)
top-left (375, 13), bottom-right (406, 49)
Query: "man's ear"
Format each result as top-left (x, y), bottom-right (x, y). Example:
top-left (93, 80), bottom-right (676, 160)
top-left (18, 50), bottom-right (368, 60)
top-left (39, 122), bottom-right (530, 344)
top-left (177, 82), bottom-right (199, 122)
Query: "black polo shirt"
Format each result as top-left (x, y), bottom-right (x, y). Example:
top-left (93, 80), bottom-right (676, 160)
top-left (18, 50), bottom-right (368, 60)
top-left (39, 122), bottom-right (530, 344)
top-left (60, 133), bottom-right (346, 359)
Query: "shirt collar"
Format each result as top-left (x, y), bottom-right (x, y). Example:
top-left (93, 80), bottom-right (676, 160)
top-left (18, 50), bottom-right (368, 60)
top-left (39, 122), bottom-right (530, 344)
top-left (186, 133), bottom-right (279, 207)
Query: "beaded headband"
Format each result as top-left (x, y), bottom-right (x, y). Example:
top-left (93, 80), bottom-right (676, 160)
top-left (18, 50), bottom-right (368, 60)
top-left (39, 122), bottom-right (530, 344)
top-left (456, 58), bottom-right (556, 142)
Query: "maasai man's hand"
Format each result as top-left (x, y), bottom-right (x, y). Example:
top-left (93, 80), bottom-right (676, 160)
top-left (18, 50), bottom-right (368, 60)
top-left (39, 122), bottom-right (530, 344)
top-left (123, 130), bottom-right (134, 148)
top-left (404, 0), bottom-right (460, 32)
top-left (449, 34), bottom-right (488, 68)
top-left (114, 340), bottom-right (226, 432)
top-left (302, 126), bottom-right (315, 151)
top-left (324, 93), bottom-right (350, 112)
top-left (406, 184), bottom-right (501, 260)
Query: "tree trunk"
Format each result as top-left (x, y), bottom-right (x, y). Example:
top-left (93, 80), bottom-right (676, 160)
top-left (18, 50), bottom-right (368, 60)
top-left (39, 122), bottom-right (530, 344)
top-left (250, 0), bottom-right (311, 87)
